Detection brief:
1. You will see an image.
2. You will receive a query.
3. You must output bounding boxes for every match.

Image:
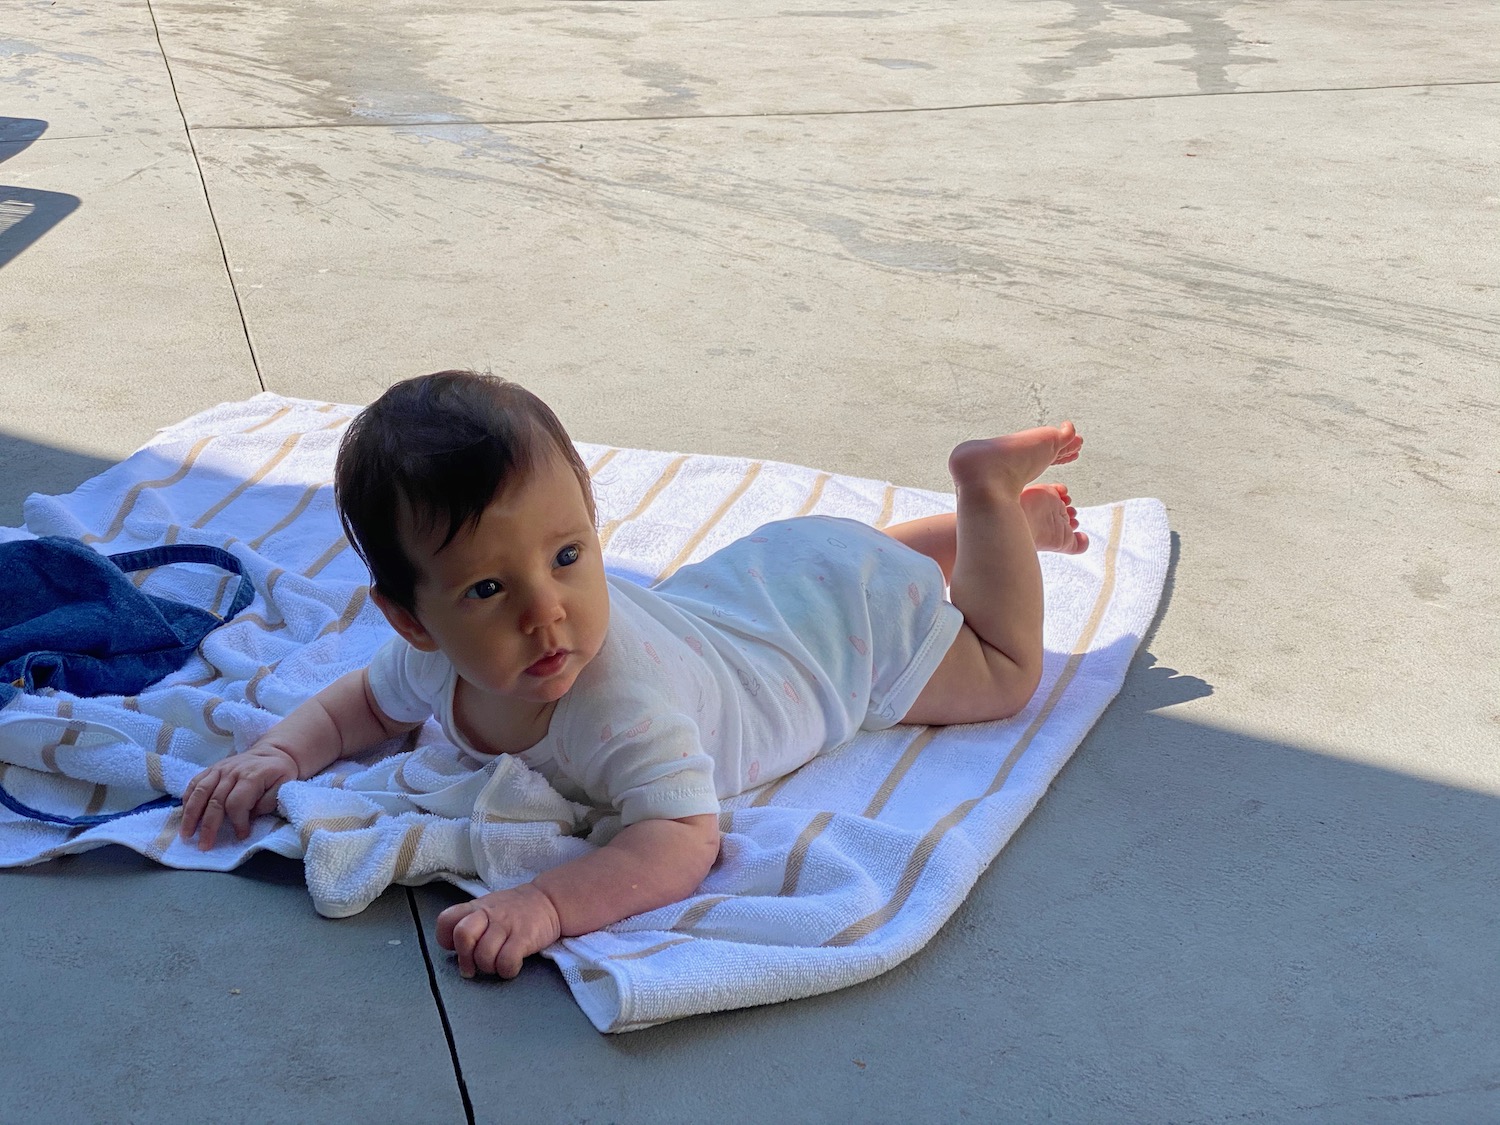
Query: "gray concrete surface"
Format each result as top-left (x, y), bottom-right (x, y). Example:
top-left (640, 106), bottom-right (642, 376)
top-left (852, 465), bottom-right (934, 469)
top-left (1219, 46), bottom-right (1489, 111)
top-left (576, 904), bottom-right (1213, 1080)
top-left (3, 1), bottom-right (1497, 1121)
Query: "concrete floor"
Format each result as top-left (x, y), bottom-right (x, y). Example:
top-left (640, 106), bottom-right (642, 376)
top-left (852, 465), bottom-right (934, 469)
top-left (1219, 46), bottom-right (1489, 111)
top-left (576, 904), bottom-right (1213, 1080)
top-left (3, 1), bottom-right (1498, 1121)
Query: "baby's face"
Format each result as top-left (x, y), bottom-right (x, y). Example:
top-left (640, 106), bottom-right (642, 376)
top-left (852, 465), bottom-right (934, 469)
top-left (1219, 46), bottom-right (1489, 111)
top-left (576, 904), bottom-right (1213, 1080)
top-left (394, 452), bottom-right (609, 709)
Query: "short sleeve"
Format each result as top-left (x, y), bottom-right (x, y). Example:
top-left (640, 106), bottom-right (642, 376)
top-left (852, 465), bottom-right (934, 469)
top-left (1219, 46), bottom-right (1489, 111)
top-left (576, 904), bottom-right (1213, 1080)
top-left (561, 710), bottom-right (720, 826)
top-left (365, 636), bottom-right (445, 725)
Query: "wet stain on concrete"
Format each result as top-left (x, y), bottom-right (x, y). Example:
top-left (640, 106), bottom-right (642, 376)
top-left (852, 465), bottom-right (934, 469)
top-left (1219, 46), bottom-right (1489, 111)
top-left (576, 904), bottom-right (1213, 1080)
top-left (1021, 0), bottom-right (1275, 98)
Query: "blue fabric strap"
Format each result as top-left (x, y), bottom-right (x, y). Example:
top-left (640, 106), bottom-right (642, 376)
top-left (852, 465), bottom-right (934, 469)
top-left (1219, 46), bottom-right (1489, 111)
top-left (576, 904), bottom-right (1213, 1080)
top-left (105, 542), bottom-right (255, 621)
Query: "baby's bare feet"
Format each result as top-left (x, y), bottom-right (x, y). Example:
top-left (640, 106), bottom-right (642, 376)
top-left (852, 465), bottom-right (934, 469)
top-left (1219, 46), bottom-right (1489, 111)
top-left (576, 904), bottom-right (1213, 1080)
top-left (949, 421), bottom-right (1083, 497)
top-left (1020, 483), bottom-right (1090, 554)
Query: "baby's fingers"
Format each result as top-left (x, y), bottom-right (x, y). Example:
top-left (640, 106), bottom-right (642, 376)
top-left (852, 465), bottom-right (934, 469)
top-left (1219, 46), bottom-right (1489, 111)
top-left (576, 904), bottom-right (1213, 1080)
top-left (179, 768), bottom-right (222, 841)
top-left (436, 900), bottom-right (478, 952)
top-left (451, 910), bottom-right (491, 979)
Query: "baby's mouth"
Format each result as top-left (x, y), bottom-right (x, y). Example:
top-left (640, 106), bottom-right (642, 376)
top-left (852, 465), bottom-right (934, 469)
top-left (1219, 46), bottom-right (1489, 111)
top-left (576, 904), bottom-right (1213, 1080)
top-left (524, 650), bottom-right (569, 678)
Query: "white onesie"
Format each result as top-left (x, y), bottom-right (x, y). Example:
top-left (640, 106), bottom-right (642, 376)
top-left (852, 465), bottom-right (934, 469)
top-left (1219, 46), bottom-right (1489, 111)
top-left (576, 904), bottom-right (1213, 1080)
top-left (367, 516), bottom-right (963, 825)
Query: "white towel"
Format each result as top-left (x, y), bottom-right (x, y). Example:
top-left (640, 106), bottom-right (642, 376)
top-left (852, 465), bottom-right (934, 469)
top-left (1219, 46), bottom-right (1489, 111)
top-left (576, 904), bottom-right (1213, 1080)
top-left (0, 393), bottom-right (1169, 1032)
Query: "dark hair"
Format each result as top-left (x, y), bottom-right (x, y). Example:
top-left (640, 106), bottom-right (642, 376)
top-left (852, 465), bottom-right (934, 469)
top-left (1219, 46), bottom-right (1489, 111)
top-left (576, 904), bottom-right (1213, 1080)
top-left (334, 370), bottom-right (594, 611)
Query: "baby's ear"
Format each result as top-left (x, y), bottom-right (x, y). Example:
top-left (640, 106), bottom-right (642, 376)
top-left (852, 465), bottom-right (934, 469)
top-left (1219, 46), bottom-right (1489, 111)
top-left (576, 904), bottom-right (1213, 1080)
top-left (371, 586), bottom-right (439, 652)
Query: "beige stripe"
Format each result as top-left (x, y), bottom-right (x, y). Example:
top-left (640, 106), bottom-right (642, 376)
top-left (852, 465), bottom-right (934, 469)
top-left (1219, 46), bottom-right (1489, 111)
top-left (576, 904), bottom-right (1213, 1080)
top-left (265, 567), bottom-right (286, 601)
top-left (578, 967), bottom-right (608, 984)
top-left (391, 822), bottom-right (428, 882)
top-left (146, 808), bottom-right (183, 861)
top-left (250, 480), bottom-right (327, 551)
top-left (588, 447), bottom-right (620, 476)
top-left (154, 721), bottom-right (174, 755)
top-left (83, 436), bottom-right (216, 545)
top-left (656, 462), bottom-right (764, 580)
top-left (824, 506), bottom-right (1127, 948)
top-left (673, 895), bottom-right (729, 932)
top-left (794, 471), bottom-right (832, 518)
top-left (862, 726), bottom-right (939, 820)
top-left (303, 536), bottom-right (349, 580)
top-left (194, 432), bottom-right (302, 530)
top-left (201, 698), bottom-right (233, 738)
top-left (597, 455), bottom-right (689, 550)
top-left (234, 612), bottom-right (287, 634)
top-left (298, 812), bottom-right (382, 849)
top-left (122, 696), bottom-right (142, 712)
top-left (145, 752), bottom-right (165, 793)
top-left (320, 415), bottom-right (351, 432)
top-left (240, 406), bottom-right (292, 435)
top-left (874, 484), bottom-right (897, 529)
top-left (608, 936), bottom-right (693, 963)
top-left (317, 587), bottom-right (369, 639)
top-left (749, 772), bottom-right (796, 808)
top-left (245, 666), bottom-right (272, 708)
top-left (780, 810), bottom-right (834, 896)
top-left (40, 702), bottom-right (78, 772)
top-left (207, 572), bottom-right (235, 618)
top-left (83, 784), bottom-right (109, 816)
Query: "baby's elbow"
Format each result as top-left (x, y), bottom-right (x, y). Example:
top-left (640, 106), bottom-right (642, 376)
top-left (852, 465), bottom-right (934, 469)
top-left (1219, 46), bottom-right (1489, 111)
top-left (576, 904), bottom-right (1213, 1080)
top-left (676, 813), bottom-right (721, 886)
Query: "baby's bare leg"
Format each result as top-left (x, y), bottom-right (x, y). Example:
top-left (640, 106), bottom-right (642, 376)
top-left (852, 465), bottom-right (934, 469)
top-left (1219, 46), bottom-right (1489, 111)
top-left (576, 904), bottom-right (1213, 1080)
top-left (900, 422), bottom-right (1083, 726)
top-left (885, 484), bottom-right (1087, 582)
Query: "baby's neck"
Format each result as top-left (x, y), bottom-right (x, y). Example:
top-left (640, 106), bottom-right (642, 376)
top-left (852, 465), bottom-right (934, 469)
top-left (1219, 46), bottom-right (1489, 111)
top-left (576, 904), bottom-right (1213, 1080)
top-left (453, 678), bottom-right (559, 757)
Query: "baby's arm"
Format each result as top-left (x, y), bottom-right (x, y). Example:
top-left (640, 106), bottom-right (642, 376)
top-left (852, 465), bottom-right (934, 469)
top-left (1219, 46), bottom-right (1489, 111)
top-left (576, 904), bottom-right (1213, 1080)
top-left (179, 667), bottom-right (420, 849)
top-left (436, 813), bottom-right (721, 978)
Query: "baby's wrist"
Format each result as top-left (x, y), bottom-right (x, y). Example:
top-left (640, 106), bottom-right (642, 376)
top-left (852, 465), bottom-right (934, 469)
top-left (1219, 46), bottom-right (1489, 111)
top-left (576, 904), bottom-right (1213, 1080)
top-left (519, 881), bottom-right (564, 944)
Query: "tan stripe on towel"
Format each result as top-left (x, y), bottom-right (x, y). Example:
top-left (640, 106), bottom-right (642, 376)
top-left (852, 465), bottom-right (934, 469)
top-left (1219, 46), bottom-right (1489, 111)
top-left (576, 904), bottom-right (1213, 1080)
top-left (608, 937), bottom-right (694, 963)
top-left (862, 725), bottom-right (939, 820)
top-left (597, 455), bottom-right (689, 551)
top-left (657, 461), bottom-right (763, 580)
top-left (749, 772), bottom-right (797, 808)
top-left (145, 752), bottom-right (166, 794)
top-left (316, 587), bottom-right (368, 639)
top-left (240, 406), bottom-right (292, 435)
top-left (673, 895), bottom-right (730, 932)
top-left (83, 436), bottom-right (216, 545)
top-left (303, 536), bottom-right (349, 580)
top-left (250, 480), bottom-right (328, 551)
top-left (780, 810), bottom-right (834, 896)
top-left (201, 698), bottom-right (233, 739)
top-left (194, 432), bottom-right (302, 530)
top-left (795, 472), bottom-right (832, 518)
top-left (874, 484), bottom-right (897, 529)
top-left (824, 506), bottom-right (1126, 948)
top-left (588, 447), bottom-right (620, 476)
top-left (391, 822), bottom-right (428, 883)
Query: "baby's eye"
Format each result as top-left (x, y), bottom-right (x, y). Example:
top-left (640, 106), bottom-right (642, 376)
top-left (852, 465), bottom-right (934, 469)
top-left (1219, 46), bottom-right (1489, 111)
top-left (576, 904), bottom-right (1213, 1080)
top-left (464, 579), bottom-right (503, 601)
top-left (556, 544), bottom-right (581, 567)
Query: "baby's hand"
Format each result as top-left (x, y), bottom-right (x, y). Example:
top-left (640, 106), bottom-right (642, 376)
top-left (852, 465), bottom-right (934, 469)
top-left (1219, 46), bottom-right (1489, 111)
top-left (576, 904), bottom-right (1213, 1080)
top-left (436, 884), bottom-right (563, 979)
top-left (179, 744), bottom-right (299, 850)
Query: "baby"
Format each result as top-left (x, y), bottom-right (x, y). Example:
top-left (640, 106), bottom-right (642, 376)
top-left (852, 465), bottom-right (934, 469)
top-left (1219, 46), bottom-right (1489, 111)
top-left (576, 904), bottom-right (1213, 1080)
top-left (180, 370), bottom-right (1087, 979)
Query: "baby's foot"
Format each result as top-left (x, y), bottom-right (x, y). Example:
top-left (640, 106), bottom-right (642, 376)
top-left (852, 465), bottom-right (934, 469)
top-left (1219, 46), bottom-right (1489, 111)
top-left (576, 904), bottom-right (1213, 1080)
top-left (949, 421), bottom-right (1083, 496)
top-left (1020, 483), bottom-right (1090, 554)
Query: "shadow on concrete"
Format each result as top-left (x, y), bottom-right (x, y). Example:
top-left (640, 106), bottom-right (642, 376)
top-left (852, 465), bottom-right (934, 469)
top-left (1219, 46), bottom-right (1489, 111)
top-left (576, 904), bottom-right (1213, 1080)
top-left (1, 118), bottom-right (81, 271)
top-left (414, 705), bottom-right (1500, 1125)
top-left (0, 427), bottom-right (119, 528)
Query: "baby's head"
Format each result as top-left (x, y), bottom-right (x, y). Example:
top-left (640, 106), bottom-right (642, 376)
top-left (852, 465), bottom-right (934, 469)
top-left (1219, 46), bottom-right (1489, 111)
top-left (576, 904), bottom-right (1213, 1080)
top-left (336, 371), bottom-right (608, 712)
top-left (335, 370), bottom-right (595, 613)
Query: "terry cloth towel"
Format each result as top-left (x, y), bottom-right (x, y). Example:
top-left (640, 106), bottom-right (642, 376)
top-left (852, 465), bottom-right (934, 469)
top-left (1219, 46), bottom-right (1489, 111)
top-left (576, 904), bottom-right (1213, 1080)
top-left (0, 393), bottom-right (1170, 1033)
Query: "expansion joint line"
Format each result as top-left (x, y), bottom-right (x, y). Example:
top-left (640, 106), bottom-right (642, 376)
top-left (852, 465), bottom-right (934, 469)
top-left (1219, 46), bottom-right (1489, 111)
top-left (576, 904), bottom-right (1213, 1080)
top-left (143, 0), bottom-right (266, 393)
top-left (407, 889), bottom-right (476, 1125)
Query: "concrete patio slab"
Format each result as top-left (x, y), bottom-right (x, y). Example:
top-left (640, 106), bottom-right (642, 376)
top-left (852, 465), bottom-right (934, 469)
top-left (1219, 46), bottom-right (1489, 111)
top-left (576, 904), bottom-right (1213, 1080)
top-left (147, 0), bottom-right (1500, 127)
top-left (3, 851), bottom-right (464, 1122)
